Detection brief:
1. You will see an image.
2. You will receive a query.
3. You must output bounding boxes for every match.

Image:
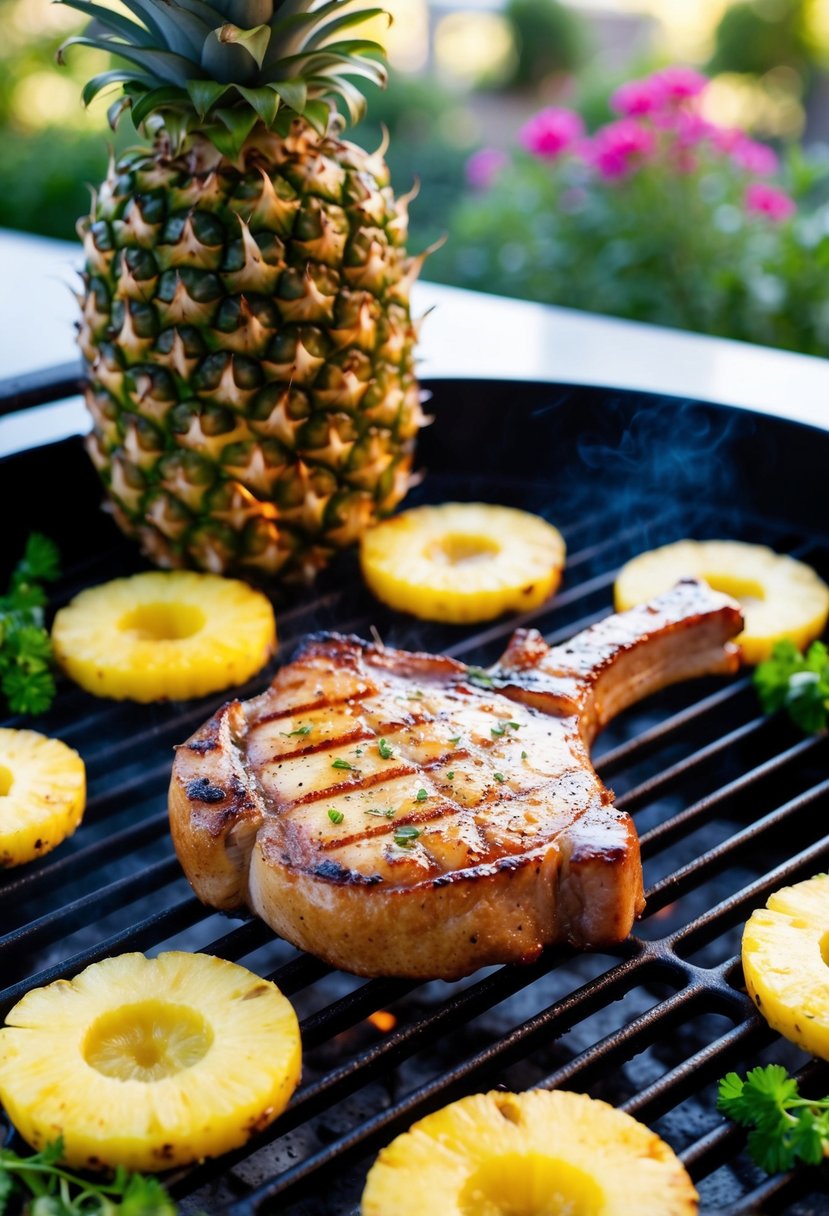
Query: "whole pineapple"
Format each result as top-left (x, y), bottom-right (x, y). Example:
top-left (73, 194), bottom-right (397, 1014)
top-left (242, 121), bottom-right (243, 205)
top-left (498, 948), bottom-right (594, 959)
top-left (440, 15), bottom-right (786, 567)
top-left (57, 0), bottom-right (427, 584)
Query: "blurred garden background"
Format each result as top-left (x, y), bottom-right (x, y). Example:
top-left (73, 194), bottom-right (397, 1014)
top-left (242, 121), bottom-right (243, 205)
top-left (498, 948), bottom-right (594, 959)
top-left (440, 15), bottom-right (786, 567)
top-left (6, 0), bottom-right (829, 355)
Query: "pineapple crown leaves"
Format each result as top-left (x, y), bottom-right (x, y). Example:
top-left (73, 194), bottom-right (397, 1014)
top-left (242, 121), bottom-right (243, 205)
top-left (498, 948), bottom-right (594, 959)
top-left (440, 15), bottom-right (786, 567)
top-left (56, 0), bottom-right (391, 157)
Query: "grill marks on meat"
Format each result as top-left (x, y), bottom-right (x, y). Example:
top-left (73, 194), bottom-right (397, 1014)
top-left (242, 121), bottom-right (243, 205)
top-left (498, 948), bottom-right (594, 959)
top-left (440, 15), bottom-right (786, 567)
top-left (169, 578), bottom-right (743, 980)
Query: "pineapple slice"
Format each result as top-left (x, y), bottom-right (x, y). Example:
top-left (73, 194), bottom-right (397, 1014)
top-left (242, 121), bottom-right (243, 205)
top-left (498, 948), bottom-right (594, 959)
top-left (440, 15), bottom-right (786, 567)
top-left (742, 873), bottom-right (829, 1060)
top-left (614, 540), bottom-right (829, 665)
top-left (0, 951), bottom-right (301, 1173)
top-left (0, 729), bottom-right (86, 868)
top-left (51, 571), bottom-right (276, 702)
top-left (361, 1089), bottom-right (698, 1215)
top-left (359, 503), bottom-right (566, 624)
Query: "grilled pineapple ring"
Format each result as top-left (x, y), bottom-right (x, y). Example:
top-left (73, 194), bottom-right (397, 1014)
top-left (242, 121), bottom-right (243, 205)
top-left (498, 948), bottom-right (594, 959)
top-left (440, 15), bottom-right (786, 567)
top-left (0, 729), bottom-right (86, 868)
top-left (0, 951), bottom-right (301, 1172)
top-left (51, 570), bottom-right (276, 702)
top-left (614, 540), bottom-right (829, 665)
top-left (360, 503), bottom-right (566, 623)
top-left (361, 1089), bottom-right (698, 1215)
top-left (742, 873), bottom-right (829, 1060)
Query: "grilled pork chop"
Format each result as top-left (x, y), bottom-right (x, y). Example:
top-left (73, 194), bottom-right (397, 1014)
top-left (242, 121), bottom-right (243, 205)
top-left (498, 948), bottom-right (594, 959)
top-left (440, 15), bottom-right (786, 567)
top-left (169, 579), bottom-right (743, 980)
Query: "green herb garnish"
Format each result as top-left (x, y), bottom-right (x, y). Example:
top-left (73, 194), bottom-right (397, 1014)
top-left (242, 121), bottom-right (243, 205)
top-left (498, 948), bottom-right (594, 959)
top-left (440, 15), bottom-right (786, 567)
top-left (332, 758), bottom-right (353, 770)
top-left (521, 751), bottom-right (528, 760)
top-left (328, 808), bottom-right (345, 824)
top-left (0, 1137), bottom-right (177, 1214)
top-left (447, 771), bottom-right (455, 780)
top-left (754, 639), bottom-right (829, 735)
top-left (717, 1065), bottom-right (829, 1173)
top-left (0, 533), bottom-right (60, 716)
top-left (493, 772), bottom-right (506, 783)
top-left (415, 788), bottom-right (428, 801)
top-left (467, 666), bottom-right (494, 689)
top-left (393, 825), bottom-right (422, 847)
top-left (448, 735), bottom-right (462, 745)
top-left (378, 737), bottom-right (394, 759)
top-left (365, 806), bottom-right (395, 818)
top-left (283, 724), bottom-right (312, 738)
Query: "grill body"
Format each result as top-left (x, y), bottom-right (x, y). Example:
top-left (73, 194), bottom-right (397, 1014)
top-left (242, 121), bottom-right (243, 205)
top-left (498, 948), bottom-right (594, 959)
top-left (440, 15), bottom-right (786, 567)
top-left (1, 373), bottom-right (828, 1214)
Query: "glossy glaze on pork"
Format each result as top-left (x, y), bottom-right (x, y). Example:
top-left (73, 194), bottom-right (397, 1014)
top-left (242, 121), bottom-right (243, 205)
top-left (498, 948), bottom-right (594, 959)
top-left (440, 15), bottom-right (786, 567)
top-left (169, 579), bottom-right (743, 979)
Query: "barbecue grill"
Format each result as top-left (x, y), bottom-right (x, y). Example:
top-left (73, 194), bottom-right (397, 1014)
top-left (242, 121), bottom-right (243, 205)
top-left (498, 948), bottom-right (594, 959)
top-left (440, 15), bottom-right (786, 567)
top-left (1, 369), bottom-right (828, 1215)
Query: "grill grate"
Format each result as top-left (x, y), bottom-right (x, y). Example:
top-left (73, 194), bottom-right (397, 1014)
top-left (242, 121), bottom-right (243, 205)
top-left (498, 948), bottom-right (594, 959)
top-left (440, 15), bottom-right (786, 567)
top-left (2, 371), bottom-right (829, 1214)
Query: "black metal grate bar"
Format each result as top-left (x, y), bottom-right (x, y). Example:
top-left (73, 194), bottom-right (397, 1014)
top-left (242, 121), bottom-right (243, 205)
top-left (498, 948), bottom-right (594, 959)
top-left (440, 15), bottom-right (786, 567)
top-left (0, 897), bottom-right (207, 1017)
top-left (614, 714), bottom-right (775, 813)
top-left (638, 735), bottom-right (823, 856)
top-left (667, 836), bottom-right (829, 959)
top-left (597, 678), bottom-right (754, 774)
top-left (0, 360), bottom-right (83, 418)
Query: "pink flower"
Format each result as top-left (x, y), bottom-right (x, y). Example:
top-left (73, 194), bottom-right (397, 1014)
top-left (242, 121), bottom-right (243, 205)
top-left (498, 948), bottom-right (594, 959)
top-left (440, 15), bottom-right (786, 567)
top-left (586, 118), bottom-right (656, 178)
top-left (674, 110), bottom-right (715, 147)
top-left (744, 181), bottom-right (796, 222)
top-left (709, 126), bottom-right (744, 154)
top-left (731, 137), bottom-right (779, 176)
top-left (465, 147), bottom-right (508, 191)
top-left (652, 65), bottom-right (708, 102)
top-left (611, 65), bottom-right (708, 118)
top-left (519, 107), bottom-right (585, 160)
top-left (611, 76), bottom-right (667, 117)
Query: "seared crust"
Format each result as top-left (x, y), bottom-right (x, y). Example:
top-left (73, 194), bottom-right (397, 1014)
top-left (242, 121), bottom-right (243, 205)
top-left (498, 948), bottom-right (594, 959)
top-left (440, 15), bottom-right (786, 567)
top-left (167, 699), bottom-right (263, 910)
top-left (168, 579), bottom-right (743, 980)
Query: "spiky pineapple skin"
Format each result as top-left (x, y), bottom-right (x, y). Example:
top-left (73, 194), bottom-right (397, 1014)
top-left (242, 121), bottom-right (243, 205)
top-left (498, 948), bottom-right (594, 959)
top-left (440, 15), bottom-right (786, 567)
top-left (78, 121), bottom-right (425, 584)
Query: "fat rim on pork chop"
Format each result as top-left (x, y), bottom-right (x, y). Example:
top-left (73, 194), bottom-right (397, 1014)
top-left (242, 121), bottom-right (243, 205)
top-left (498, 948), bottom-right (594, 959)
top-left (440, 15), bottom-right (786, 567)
top-left (168, 579), bottom-right (743, 980)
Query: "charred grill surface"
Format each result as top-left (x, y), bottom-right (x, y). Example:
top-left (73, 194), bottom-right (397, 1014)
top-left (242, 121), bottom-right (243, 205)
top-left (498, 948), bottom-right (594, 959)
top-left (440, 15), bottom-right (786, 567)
top-left (1, 375), bottom-right (829, 1214)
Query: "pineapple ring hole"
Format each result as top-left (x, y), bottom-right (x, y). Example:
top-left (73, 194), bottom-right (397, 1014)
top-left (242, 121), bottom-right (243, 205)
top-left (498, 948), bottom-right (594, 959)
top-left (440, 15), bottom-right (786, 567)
top-left (0, 765), bottom-right (13, 797)
top-left (458, 1152), bottom-right (604, 1216)
top-left (83, 1000), bottom-right (213, 1082)
top-left (699, 573), bottom-right (766, 607)
top-left (424, 533), bottom-right (501, 567)
top-left (117, 602), bottom-right (206, 642)
top-left (820, 931), bottom-right (829, 968)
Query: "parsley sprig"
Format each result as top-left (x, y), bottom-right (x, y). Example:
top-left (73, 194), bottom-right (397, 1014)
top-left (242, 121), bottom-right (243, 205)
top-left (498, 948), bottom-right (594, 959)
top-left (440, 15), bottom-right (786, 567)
top-left (0, 1137), bottom-right (177, 1214)
top-left (466, 666), bottom-right (495, 690)
top-left (393, 826), bottom-right (421, 848)
top-left (0, 534), bottom-right (60, 717)
top-left (717, 1065), bottom-right (829, 1173)
top-left (754, 640), bottom-right (829, 735)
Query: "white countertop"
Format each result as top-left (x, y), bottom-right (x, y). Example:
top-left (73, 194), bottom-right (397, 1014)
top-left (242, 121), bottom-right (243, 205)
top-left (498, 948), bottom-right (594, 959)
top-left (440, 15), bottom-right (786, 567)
top-left (2, 226), bottom-right (827, 457)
